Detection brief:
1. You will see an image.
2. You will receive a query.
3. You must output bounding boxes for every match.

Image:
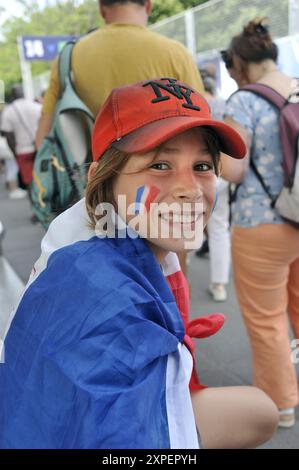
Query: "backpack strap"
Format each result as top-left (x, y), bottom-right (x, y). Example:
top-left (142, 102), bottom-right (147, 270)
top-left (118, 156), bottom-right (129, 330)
top-left (240, 83), bottom-right (286, 110)
top-left (230, 84), bottom-right (285, 206)
top-left (58, 41), bottom-right (76, 93)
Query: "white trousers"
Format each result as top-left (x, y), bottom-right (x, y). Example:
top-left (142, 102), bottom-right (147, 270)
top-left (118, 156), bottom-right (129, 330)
top-left (208, 178), bottom-right (231, 284)
top-left (5, 158), bottom-right (18, 183)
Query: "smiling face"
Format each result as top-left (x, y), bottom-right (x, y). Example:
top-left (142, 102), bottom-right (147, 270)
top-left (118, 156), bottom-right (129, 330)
top-left (112, 127), bottom-right (219, 263)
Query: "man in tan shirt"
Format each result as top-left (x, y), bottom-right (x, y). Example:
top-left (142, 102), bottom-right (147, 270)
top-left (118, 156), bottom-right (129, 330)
top-left (36, 0), bottom-right (203, 147)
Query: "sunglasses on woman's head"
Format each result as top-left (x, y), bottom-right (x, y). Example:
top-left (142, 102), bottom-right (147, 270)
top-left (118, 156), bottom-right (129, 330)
top-left (220, 50), bottom-right (233, 69)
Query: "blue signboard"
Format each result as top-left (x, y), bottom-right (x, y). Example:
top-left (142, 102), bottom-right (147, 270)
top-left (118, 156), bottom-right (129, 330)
top-left (21, 35), bottom-right (78, 61)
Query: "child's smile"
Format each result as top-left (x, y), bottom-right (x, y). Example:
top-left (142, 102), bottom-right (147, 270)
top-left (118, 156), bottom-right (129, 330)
top-left (113, 128), bottom-right (218, 262)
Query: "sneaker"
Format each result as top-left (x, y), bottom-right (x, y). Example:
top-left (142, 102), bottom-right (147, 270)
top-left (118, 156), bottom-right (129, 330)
top-left (9, 188), bottom-right (27, 200)
top-left (278, 408), bottom-right (295, 428)
top-left (209, 283), bottom-right (227, 302)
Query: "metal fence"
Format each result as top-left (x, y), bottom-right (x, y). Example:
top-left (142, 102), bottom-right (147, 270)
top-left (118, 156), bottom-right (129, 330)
top-left (151, 0), bottom-right (299, 58)
top-left (31, 0), bottom-right (299, 97)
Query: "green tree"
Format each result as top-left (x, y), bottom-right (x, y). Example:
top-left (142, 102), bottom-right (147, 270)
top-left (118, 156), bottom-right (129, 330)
top-left (0, 0), bottom-right (102, 94)
top-left (180, 0), bottom-right (207, 8)
top-left (192, 0), bottom-right (289, 53)
top-left (2, 0), bottom-right (202, 92)
top-left (150, 0), bottom-right (206, 24)
top-left (1, 0), bottom-right (288, 94)
top-left (150, 0), bottom-right (184, 24)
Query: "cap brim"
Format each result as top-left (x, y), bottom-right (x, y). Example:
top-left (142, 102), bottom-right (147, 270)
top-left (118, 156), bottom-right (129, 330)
top-left (112, 116), bottom-right (246, 159)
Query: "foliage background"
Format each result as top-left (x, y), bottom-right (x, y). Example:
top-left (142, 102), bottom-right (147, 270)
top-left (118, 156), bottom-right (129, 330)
top-left (0, 0), bottom-right (290, 95)
top-left (0, 0), bottom-right (208, 93)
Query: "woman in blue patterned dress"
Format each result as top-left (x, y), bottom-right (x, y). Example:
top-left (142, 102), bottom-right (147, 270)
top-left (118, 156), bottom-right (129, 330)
top-left (221, 18), bottom-right (299, 428)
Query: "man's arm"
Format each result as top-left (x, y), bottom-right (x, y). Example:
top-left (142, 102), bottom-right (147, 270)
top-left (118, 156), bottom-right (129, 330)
top-left (35, 113), bottom-right (54, 149)
top-left (2, 131), bottom-right (16, 156)
top-left (35, 59), bottom-right (60, 149)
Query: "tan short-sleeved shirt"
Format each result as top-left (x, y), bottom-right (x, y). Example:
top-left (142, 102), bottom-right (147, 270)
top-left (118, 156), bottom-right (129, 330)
top-left (42, 24), bottom-right (203, 117)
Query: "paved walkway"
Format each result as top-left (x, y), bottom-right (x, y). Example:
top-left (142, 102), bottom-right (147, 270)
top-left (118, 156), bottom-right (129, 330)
top-left (189, 255), bottom-right (299, 449)
top-left (0, 174), bottom-right (298, 448)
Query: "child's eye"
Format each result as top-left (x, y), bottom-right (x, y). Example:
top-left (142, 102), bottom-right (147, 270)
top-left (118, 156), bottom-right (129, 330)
top-left (194, 162), bottom-right (214, 172)
top-left (150, 162), bottom-right (170, 170)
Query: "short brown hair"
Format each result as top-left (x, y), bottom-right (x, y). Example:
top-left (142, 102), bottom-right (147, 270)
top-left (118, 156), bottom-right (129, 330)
top-left (85, 127), bottom-right (221, 228)
top-left (86, 147), bottom-right (131, 228)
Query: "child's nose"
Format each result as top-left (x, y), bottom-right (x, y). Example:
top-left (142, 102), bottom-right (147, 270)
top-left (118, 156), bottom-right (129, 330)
top-left (171, 169), bottom-right (203, 201)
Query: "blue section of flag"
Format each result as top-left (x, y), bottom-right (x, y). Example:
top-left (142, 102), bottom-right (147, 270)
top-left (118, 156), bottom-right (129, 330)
top-left (0, 235), bottom-right (184, 449)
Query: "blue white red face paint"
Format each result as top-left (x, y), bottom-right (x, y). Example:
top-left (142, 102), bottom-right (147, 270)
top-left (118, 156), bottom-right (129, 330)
top-left (130, 184), bottom-right (205, 250)
top-left (134, 185), bottom-right (160, 215)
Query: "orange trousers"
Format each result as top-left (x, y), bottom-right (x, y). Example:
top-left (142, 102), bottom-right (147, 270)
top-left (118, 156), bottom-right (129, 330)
top-left (232, 223), bottom-right (299, 409)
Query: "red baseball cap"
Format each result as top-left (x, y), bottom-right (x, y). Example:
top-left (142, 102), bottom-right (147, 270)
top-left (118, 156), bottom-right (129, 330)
top-left (92, 78), bottom-right (246, 161)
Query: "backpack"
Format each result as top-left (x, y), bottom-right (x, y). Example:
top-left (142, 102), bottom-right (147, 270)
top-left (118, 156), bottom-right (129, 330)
top-left (30, 41), bottom-right (94, 229)
top-left (239, 81), bottom-right (299, 228)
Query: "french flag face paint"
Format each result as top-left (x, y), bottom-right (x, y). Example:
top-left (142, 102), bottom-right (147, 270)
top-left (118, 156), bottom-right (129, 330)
top-left (134, 185), bottom-right (160, 215)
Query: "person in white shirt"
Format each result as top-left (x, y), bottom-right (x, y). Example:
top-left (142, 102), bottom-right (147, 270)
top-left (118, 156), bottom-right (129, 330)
top-left (0, 127), bottom-right (26, 200)
top-left (1, 85), bottom-right (41, 188)
top-left (197, 67), bottom-right (230, 302)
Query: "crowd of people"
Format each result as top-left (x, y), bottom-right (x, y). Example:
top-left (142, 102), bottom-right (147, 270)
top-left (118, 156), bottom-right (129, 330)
top-left (0, 0), bottom-right (298, 449)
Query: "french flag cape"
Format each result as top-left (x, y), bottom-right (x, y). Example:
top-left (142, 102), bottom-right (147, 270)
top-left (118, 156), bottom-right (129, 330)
top-left (0, 199), bottom-right (224, 449)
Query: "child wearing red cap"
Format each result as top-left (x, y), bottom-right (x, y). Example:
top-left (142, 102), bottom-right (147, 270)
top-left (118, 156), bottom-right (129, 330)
top-left (0, 78), bottom-right (278, 449)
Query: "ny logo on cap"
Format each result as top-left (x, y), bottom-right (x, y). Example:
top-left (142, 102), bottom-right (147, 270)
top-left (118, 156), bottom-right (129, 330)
top-left (143, 78), bottom-right (201, 111)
